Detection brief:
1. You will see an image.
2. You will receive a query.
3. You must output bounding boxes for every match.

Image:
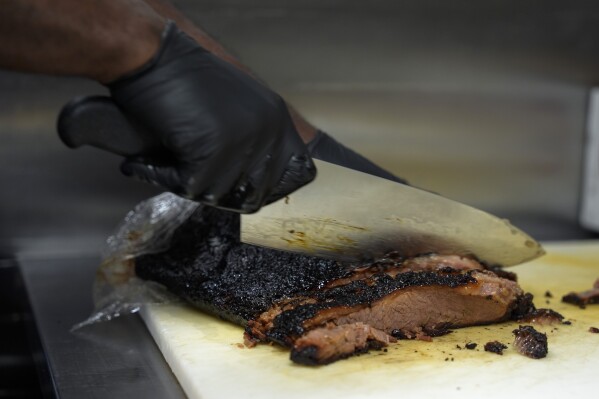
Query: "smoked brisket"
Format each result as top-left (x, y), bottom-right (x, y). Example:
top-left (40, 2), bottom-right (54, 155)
top-left (135, 206), bottom-right (535, 365)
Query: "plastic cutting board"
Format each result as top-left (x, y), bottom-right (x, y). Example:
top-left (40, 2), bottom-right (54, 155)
top-left (140, 241), bottom-right (599, 398)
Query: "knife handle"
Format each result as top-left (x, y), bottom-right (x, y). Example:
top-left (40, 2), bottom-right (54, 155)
top-left (57, 95), bottom-right (164, 158)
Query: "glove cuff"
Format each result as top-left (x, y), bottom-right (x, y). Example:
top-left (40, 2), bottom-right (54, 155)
top-left (307, 130), bottom-right (408, 185)
top-left (105, 20), bottom-right (178, 87)
top-left (305, 129), bottom-right (327, 153)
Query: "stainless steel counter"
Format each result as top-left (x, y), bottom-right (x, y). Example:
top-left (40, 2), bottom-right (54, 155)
top-left (18, 255), bottom-right (186, 399)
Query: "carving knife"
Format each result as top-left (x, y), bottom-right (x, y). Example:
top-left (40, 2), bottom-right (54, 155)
top-left (57, 96), bottom-right (545, 266)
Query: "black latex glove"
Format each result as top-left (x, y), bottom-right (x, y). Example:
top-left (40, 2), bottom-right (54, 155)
top-left (307, 131), bottom-right (408, 185)
top-left (106, 21), bottom-right (315, 213)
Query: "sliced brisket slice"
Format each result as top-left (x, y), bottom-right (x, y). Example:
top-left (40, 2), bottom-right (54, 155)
top-left (246, 269), bottom-right (526, 364)
top-left (135, 206), bottom-right (534, 365)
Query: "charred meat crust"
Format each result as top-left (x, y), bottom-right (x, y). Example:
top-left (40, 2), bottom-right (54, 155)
top-left (134, 207), bottom-right (346, 324)
top-left (512, 325), bottom-right (548, 359)
top-left (483, 265), bottom-right (518, 282)
top-left (510, 292), bottom-right (536, 319)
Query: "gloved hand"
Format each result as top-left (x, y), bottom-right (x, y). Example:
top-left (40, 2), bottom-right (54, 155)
top-left (307, 131), bottom-right (408, 185)
top-left (105, 21), bottom-right (315, 213)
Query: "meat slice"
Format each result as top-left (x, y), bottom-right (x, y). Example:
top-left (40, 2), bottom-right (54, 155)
top-left (246, 269), bottom-right (526, 364)
top-left (291, 323), bottom-right (396, 365)
top-left (134, 206), bottom-right (535, 365)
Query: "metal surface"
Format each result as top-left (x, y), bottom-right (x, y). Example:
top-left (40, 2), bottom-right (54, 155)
top-left (18, 255), bottom-right (186, 399)
top-left (242, 159), bottom-right (544, 265)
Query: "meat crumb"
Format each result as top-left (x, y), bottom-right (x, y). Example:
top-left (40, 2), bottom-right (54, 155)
top-left (545, 290), bottom-right (553, 298)
top-left (562, 278), bottom-right (599, 308)
top-left (416, 332), bottom-right (433, 342)
top-left (465, 342), bottom-right (477, 350)
top-left (484, 341), bottom-right (507, 355)
top-left (589, 327), bottom-right (599, 333)
top-left (563, 320), bottom-right (572, 325)
top-left (516, 308), bottom-right (564, 325)
top-left (243, 333), bottom-right (258, 348)
top-left (456, 344), bottom-right (462, 349)
top-left (512, 325), bottom-right (548, 359)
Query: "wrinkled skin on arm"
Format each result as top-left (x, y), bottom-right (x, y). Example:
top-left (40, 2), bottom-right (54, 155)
top-left (0, 0), bottom-right (164, 83)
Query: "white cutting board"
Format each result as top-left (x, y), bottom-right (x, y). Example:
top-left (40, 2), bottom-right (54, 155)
top-left (140, 241), bottom-right (599, 399)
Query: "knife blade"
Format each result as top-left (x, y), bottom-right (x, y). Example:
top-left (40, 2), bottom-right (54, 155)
top-left (58, 96), bottom-right (544, 266)
top-left (242, 159), bottom-right (544, 266)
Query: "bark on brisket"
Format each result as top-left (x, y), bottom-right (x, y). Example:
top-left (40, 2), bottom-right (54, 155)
top-left (135, 207), bottom-right (347, 324)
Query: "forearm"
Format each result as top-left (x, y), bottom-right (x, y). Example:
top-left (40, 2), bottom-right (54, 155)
top-left (144, 0), bottom-right (249, 74)
top-left (0, 0), bottom-right (165, 83)
top-left (144, 0), bottom-right (317, 142)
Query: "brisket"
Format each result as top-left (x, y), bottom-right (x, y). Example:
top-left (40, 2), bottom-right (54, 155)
top-left (135, 206), bottom-right (535, 365)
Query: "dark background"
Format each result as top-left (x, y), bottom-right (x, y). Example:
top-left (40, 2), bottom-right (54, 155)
top-left (2, 0), bottom-right (599, 258)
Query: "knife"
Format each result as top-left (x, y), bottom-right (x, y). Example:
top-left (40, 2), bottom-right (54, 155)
top-left (57, 96), bottom-right (544, 266)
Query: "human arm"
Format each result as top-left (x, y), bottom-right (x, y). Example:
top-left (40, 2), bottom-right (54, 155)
top-left (0, 0), bottom-right (164, 83)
